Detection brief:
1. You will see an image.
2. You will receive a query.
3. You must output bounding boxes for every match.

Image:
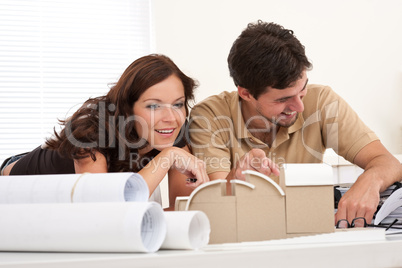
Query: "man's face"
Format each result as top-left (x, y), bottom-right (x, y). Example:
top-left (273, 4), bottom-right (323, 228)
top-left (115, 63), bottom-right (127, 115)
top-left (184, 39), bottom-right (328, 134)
top-left (248, 71), bottom-right (308, 128)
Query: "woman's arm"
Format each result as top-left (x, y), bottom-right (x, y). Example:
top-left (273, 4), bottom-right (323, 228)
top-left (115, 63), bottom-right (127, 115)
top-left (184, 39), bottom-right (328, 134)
top-left (73, 151), bottom-right (108, 173)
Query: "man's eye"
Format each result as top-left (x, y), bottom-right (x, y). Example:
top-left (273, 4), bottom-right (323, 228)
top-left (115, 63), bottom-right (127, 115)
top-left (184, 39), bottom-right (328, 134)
top-left (173, 102), bottom-right (185, 109)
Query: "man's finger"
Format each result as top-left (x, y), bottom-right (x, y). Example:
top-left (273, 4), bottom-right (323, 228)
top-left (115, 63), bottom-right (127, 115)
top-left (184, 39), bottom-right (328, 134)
top-left (334, 204), bottom-right (347, 226)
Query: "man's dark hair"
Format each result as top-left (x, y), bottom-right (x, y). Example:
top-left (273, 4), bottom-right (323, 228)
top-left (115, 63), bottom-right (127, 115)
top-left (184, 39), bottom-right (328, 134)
top-left (228, 20), bottom-right (312, 99)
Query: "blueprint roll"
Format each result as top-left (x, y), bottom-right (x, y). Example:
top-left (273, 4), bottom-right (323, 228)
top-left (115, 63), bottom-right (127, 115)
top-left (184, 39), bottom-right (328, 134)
top-left (0, 202), bottom-right (166, 253)
top-left (161, 211), bottom-right (210, 249)
top-left (0, 172), bottom-right (149, 204)
top-left (72, 172), bottom-right (149, 202)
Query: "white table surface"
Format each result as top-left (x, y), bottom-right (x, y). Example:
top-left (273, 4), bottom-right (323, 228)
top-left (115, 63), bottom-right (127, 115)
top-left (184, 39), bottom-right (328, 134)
top-left (1, 230), bottom-right (402, 268)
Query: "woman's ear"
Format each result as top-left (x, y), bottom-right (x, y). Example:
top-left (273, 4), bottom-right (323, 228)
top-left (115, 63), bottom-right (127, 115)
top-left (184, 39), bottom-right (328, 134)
top-left (237, 86), bottom-right (254, 101)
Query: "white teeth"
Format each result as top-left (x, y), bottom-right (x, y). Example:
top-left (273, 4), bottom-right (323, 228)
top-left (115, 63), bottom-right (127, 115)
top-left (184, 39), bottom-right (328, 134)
top-left (156, 129), bottom-right (174, 134)
top-left (283, 111), bottom-right (296, 115)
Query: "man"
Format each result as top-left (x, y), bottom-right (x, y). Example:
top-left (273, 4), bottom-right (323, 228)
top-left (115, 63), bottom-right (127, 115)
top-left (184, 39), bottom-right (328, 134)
top-left (189, 20), bottom-right (402, 225)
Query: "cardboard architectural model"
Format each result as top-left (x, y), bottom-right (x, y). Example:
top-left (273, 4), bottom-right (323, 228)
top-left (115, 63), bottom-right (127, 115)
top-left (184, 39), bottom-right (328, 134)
top-left (175, 163), bottom-right (335, 244)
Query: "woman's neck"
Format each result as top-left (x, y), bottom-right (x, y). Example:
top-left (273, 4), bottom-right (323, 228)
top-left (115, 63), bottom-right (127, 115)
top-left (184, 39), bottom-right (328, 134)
top-left (138, 144), bottom-right (153, 157)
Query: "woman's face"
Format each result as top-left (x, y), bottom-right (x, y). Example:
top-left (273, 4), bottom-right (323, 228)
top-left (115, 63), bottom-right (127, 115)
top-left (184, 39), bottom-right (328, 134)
top-left (133, 75), bottom-right (186, 151)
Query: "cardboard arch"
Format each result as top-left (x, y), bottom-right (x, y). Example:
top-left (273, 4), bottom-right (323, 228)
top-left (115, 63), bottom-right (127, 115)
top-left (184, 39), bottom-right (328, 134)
top-left (240, 170), bottom-right (285, 196)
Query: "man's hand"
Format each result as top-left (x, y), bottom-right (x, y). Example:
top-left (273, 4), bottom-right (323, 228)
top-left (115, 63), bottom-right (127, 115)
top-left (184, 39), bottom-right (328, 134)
top-left (335, 140), bottom-right (402, 225)
top-left (232, 148), bottom-right (280, 181)
top-left (334, 173), bottom-right (381, 225)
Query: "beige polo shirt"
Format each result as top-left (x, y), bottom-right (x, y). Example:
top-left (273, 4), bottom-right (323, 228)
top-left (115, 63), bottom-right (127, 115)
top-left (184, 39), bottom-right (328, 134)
top-left (189, 84), bottom-right (378, 175)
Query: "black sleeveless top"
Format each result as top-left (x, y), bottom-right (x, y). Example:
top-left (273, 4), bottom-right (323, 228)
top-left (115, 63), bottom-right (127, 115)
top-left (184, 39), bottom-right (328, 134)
top-left (10, 124), bottom-right (188, 175)
top-left (10, 146), bottom-right (75, 175)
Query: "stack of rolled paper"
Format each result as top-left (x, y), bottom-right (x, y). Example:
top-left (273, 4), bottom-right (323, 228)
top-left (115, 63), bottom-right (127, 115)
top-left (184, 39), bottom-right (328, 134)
top-left (0, 173), bottom-right (210, 253)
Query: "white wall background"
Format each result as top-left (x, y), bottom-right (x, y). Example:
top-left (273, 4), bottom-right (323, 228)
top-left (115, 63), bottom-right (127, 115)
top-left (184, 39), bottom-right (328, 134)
top-left (151, 0), bottom-right (402, 154)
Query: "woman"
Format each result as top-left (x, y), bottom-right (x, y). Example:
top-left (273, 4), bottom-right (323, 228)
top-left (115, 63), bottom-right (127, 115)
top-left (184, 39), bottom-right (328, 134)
top-left (1, 54), bottom-right (209, 209)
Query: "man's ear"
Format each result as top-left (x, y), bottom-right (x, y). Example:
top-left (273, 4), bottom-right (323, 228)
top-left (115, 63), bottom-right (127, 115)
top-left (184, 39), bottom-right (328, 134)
top-left (237, 86), bottom-right (254, 101)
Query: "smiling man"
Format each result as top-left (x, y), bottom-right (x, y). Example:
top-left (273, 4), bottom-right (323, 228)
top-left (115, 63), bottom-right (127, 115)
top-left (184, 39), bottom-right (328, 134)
top-left (189, 20), bottom-right (402, 225)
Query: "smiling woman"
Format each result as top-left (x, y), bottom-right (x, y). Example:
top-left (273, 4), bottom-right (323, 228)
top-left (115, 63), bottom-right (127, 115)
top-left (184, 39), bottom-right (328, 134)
top-left (1, 54), bottom-right (209, 209)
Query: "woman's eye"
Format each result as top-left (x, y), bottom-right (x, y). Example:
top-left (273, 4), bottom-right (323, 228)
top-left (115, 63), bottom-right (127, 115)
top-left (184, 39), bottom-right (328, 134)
top-left (173, 102), bottom-right (184, 109)
top-left (146, 104), bottom-right (160, 110)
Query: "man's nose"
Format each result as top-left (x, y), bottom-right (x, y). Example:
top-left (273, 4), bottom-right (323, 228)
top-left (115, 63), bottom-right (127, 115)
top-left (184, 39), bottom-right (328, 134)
top-left (290, 95), bottom-right (304, 112)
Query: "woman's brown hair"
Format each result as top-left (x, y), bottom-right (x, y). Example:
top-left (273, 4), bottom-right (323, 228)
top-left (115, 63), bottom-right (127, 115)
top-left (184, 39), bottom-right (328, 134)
top-left (46, 54), bottom-right (197, 172)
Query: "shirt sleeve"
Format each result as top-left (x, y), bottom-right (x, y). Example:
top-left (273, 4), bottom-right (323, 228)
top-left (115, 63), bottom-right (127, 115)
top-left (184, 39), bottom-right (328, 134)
top-left (188, 102), bottom-right (232, 174)
top-left (317, 86), bottom-right (379, 163)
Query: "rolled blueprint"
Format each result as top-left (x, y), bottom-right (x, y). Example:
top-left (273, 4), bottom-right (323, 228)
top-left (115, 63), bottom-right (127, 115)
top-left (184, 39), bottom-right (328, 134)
top-left (0, 172), bottom-right (149, 203)
top-left (161, 211), bottom-right (210, 249)
top-left (0, 202), bottom-right (166, 252)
